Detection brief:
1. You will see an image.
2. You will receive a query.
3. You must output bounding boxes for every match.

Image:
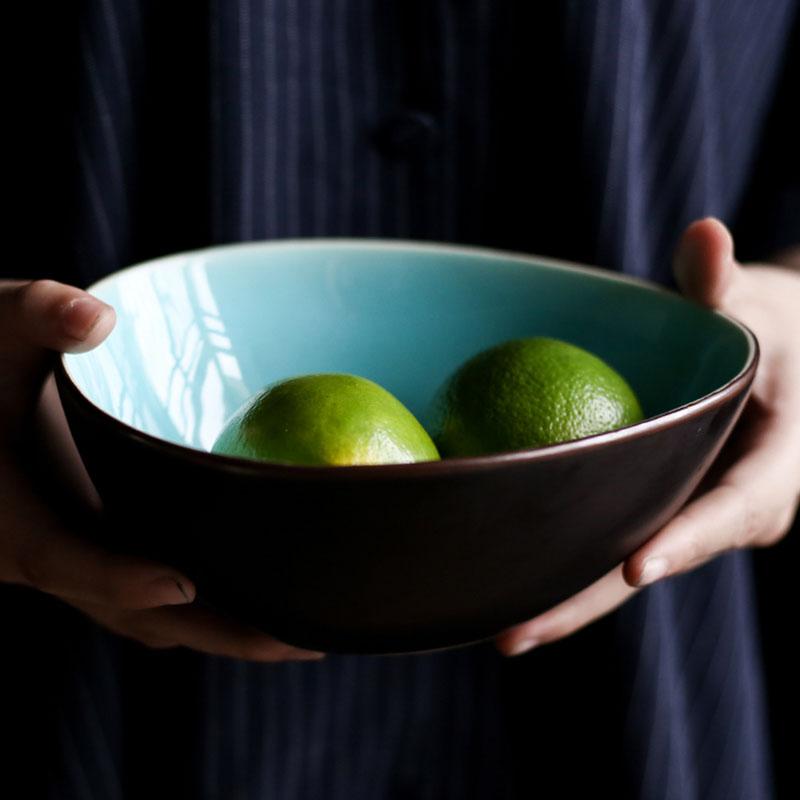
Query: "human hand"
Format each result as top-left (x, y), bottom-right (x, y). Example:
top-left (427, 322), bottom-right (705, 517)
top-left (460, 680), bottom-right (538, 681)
top-left (0, 280), bottom-right (323, 662)
top-left (496, 218), bottom-right (800, 656)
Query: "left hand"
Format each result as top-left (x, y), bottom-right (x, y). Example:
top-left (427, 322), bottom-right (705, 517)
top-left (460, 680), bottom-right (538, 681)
top-left (495, 217), bottom-right (800, 657)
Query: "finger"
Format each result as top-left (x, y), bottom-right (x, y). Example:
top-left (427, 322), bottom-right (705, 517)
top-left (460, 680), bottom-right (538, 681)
top-left (672, 217), bottom-right (743, 309)
top-left (0, 279), bottom-right (116, 356)
top-left (495, 565), bottom-right (638, 657)
top-left (31, 376), bottom-right (103, 516)
top-left (0, 458), bottom-right (196, 609)
top-left (624, 415), bottom-right (800, 587)
top-left (70, 600), bottom-right (326, 662)
top-left (0, 281), bottom-right (116, 434)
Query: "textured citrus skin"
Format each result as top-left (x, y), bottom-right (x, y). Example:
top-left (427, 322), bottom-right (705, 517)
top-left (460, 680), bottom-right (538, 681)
top-left (212, 374), bottom-right (440, 466)
top-left (434, 338), bottom-right (644, 457)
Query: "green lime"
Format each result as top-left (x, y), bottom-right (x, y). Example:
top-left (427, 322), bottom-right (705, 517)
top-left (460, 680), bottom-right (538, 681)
top-left (432, 337), bottom-right (643, 457)
top-left (212, 373), bottom-right (439, 466)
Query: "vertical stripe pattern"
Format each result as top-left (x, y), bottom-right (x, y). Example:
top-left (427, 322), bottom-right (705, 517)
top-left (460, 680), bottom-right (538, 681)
top-left (564, 0), bottom-right (797, 282)
top-left (8, 1), bottom-right (796, 798)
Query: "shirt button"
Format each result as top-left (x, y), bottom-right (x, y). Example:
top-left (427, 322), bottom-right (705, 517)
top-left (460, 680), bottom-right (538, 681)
top-left (372, 110), bottom-right (440, 159)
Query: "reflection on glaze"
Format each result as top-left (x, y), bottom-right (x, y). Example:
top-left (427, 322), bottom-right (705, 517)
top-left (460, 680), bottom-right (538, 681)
top-left (66, 256), bottom-right (249, 449)
top-left (64, 242), bottom-right (751, 453)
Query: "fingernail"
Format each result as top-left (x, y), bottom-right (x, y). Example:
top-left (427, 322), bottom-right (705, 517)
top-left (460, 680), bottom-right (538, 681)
top-left (61, 297), bottom-right (109, 341)
top-left (148, 577), bottom-right (197, 606)
top-left (637, 557), bottom-right (668, 587)
top-left (506, 637), bottom-right (540, 657)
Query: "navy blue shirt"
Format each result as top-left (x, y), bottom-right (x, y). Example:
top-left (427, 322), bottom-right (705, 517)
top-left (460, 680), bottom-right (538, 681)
top-left (5, 2), bottom-right (798, 798)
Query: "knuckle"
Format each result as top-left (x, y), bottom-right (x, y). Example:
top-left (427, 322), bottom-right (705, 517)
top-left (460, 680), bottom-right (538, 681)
top-left (16, 280), bottom-right (82, 333)
top-left (772, 510), bottom-right (794, 543)
top-left (680, 529), bottom-right (706, 567)
top-left (741, 500), bottom-right (763, 547)
top-left (669, 506), bottom-right (709, 566)
top-left (756, 529), bottom-right (783, 549)
top-left (17, 279), bottom-right (55, 310)
top-left (13, 279), bottom-right (38, 305)
top-left (546, 612), bottom-right (579, 642)
top-left (755, 506), bottom-right (795, 548)
top-left (717, 483), bottom-right (756, 549)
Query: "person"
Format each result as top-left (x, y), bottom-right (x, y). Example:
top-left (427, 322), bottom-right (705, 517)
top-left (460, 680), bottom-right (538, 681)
top-left (2, 2), bottom-right (798, 798)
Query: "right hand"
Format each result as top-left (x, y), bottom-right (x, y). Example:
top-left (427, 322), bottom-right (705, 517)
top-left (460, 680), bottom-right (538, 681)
top-left (0, 279), bottom-right (324, 662)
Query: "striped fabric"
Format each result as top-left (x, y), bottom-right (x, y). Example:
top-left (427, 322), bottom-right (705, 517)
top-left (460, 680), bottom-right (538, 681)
top-left (4, 1), bottom-right (798, 798)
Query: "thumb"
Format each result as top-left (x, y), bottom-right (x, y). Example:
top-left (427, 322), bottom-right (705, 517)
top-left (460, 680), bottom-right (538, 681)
top-left (673, 217), bottom-right (742, 309)
top-left (0, 280), bottom-right (115, 434)
top-left (0, 279), bottom-right (116, 356)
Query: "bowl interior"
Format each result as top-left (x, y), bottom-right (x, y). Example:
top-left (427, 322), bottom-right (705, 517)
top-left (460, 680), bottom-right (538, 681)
top-left (64, 241), bottom-right (752, 453)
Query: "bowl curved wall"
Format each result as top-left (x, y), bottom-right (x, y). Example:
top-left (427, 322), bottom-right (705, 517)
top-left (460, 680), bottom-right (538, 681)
top-left (56, 240), bottom-right (757, 653)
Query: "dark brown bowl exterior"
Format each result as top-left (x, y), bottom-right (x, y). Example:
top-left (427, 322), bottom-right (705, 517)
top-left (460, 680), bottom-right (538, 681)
top-left (55, 358), bottom-right (755, 655)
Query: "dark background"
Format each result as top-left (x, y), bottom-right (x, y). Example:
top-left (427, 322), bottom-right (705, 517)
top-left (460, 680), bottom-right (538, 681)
top-left (737, 20), bottom-right (799, 799)
top-left (3, 4), bottom-right (798, 798)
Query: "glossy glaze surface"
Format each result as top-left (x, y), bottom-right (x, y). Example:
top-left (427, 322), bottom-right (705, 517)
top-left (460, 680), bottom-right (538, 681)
top-left (57, 240), bottom-right (757, 653)
top-left (64, 240), bottom-right (751, 451)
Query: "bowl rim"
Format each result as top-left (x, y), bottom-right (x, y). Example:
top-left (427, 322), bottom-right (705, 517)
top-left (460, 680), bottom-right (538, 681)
top-left (57, 237), bottom-right (760, 481)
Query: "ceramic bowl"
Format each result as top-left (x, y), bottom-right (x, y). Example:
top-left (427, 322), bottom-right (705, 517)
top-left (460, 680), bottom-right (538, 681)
top-left (55, 240), bottom-right (757, 654)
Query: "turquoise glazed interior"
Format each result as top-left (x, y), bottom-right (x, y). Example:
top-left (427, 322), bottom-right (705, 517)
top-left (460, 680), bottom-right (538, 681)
top-left (64, 240), bottom-right (753, 454)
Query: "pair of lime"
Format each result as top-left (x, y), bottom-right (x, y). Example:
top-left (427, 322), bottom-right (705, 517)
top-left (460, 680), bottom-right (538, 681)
top-left (212, 337), bottom-right (644, 466)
